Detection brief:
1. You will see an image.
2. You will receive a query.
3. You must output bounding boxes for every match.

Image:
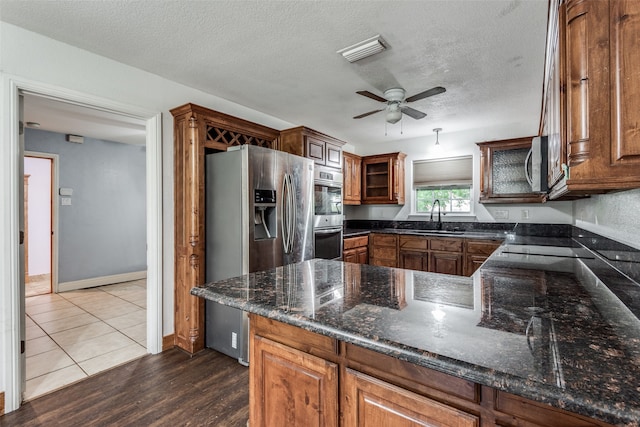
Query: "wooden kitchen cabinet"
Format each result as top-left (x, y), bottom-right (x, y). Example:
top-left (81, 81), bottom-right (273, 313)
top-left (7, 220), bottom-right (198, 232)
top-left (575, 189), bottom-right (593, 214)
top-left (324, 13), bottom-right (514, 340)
top-left (343, 235), bottom-right (368, 265)
top-left (464, 239), bottom-right (502, 276)
top-left (477, 137), bottom-right (546, 204)
top-left (430, 237), bottom-right (464, 276)
top-left (398, 235), bottom-right (428, 272)
top-left (545, 0), bottom-right (640, 199)
top-left (280, 126), bottom-right (345, 169)
top-left (250, 318), bottom-right (339, 427)
top-left (343, 151), bottom-right (362, 205)
top-left (250, 315), bottom-right (612, 427)
top-left (369, 233), bottom-right (398, 267)
top-left (170, 103), bottom-right (280, 354)
top-left (342, 368), bottom-right (478, 427)
top-left (362, 152), bottom-right (406, 204)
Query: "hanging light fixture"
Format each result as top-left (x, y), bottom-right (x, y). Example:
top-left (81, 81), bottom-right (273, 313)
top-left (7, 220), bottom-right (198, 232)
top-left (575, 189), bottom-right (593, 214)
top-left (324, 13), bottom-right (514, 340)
top-left (433, 128), bottom-right (442, 145)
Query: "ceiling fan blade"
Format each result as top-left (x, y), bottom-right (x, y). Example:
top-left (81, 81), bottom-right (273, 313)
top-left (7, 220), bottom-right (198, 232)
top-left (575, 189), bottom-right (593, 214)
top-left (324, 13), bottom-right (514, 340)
top-left (405, 86), bottom-right (446, 103)
top-left (353, 109), bottom-right (384, 119)
top-left (401, 106), bottom-right (427, 120)
top-left (356, 90), bottom-right (388, 103)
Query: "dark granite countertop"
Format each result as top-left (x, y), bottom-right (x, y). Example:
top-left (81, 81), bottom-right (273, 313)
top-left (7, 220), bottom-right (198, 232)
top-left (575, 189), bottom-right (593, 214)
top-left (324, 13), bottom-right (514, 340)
top-left (344, 227), bottom-right (507, 240)
top-left (192, 241), bottom-right (640, 426)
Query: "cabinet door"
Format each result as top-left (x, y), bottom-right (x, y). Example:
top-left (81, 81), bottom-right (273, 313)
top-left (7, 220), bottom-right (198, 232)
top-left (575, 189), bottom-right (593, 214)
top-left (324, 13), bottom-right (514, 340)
top-left (343, 368), bottom-right (478, 427)
top-left (399, 250), bottom-right (428, 272)
top-left (430, 252), bottom-right (463, 276)
top-left (465, 255), bottom-right (488, 277)
top-left (325, 141), bottom-right (342, 169)
top-left (355, 246), bottom-right (369, 265)
top-left (343, 248), bottom-right (359, 264)
top-left (306, 135), bottom-right (326, 165)
top-left (343, 153), bottom-right (362, 205)
top-left (251, 335), bottom-right (339, 427)
top-left (610, 0), bottom-right (640, 168)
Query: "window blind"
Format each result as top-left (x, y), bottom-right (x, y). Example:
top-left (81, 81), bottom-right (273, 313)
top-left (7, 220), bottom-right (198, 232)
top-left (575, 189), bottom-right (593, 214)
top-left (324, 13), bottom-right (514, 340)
top-left (413, 156), bottom-right (473, 187)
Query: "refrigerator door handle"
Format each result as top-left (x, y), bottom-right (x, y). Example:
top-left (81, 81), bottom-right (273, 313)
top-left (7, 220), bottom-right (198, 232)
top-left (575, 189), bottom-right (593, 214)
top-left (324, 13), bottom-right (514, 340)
top-left (289, 173), bottom-right (297, 253)
top-left (282, 174), bottom-right (289, 253)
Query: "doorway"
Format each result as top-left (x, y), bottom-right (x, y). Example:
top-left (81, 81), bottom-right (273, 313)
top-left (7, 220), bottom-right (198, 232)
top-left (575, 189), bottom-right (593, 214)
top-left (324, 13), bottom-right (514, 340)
top-left (1, 76), bottom-right (163, 414)
top-left (23, 154), bottom-right (55, 298)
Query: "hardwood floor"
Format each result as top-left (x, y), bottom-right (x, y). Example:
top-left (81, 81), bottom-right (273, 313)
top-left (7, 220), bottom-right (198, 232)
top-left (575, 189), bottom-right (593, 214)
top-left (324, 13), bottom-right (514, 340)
top-left (0, 348), bottom-right (249, 426)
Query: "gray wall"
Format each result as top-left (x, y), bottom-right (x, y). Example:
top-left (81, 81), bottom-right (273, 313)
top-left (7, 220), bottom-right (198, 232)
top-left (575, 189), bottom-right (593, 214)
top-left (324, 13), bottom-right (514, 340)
top-left (25, 128), bottom-right (146, 282)
top-left (573, 188), bottom-right (640, 250)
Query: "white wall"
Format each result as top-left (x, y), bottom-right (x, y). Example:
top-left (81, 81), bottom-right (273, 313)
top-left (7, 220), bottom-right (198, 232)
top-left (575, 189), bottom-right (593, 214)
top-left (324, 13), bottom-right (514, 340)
top-left (344, 129), bottom-right (573, 224)
top-left (0, 22), bottom-right (296, 399)
top-left (23, 157), bottom-right (51, 276)
top-left (574, 189), bottom-right (640, 250)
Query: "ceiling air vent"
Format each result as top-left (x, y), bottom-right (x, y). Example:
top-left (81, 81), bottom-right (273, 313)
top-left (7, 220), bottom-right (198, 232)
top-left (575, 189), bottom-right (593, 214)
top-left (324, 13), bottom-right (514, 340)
top-left (337, 35), bottom-right (387, 63)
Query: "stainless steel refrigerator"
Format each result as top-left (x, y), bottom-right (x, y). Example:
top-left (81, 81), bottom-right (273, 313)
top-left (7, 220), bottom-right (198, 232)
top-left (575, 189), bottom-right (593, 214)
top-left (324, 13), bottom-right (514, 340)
top-left (205, 144), bottom-right (314, 364)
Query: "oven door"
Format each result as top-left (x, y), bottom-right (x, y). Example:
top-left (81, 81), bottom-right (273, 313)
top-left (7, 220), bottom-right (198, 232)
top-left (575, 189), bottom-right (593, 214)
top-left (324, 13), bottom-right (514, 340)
top-left (314, 181), bottom-right (342, 217)
top-left (314, 226), bottom-right (343, 260)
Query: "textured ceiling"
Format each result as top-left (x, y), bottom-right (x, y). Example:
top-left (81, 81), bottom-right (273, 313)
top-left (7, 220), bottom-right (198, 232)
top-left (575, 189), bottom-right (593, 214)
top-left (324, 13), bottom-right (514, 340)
top-left (1, 0), bottom-right (548, 149)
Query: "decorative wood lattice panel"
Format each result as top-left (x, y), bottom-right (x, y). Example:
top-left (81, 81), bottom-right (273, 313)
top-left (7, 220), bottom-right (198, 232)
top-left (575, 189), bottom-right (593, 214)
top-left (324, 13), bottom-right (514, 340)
top-left (206, 126), bottom-right (274, 148)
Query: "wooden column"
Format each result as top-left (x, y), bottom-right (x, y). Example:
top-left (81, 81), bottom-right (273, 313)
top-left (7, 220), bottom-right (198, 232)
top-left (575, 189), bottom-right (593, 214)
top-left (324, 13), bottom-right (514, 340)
top-left (170, 103), bottom-right (279, 353)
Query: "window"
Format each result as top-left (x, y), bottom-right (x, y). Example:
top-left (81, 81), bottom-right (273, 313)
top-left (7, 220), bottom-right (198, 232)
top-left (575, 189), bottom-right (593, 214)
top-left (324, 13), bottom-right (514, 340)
top-left (416, 186), bottom-right (471, 213)
top-left (413, 156), bottom-right (473, 214)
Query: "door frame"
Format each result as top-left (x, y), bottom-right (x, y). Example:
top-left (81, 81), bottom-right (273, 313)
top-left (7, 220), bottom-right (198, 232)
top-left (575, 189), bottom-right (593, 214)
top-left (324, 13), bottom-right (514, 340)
top-left (24, 152), bottom-right (59, 295)
top-left (1, 75), bottom-right (163, 412)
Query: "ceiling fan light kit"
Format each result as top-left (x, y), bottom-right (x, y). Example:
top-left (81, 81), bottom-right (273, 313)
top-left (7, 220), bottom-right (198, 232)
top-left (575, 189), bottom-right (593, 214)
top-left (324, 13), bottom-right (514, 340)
top-left (337, 35), bottom-right (387, 63)
top-left (353, 86), bottom-right (446, 126)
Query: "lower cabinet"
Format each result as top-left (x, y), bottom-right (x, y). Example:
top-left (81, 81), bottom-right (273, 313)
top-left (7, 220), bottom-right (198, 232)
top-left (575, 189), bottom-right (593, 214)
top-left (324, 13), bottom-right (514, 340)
top-left (250, 331), bottom-right (339, 427)
top-left (343, 368), bottom-right (478, 427)
top-left (343, 235), bottom-right (369, 264)
top-left (250, 315), bottom-right (612, 427)
top-left (464, 239), bottom-right (502, 276)
top-left (369, 233), bottom-right (398, 267)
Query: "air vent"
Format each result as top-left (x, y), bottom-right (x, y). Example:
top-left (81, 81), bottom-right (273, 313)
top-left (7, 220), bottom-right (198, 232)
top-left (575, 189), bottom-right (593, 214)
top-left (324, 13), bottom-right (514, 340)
top-left (337, 35), bottom-right (387, 63)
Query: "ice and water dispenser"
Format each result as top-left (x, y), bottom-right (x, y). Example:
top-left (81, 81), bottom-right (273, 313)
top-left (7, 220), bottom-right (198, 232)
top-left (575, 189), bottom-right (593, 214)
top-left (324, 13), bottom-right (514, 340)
top-left (254, 189), bottom-right (276, 240)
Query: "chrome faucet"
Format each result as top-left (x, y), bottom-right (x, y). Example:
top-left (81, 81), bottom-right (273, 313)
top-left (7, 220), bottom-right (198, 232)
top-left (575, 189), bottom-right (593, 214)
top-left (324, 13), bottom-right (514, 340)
top-left (430, 199), bottom-right (442, 229)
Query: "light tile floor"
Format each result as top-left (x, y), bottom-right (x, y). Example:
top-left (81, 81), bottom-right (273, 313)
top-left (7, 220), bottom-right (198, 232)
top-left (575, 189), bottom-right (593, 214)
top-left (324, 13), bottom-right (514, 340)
top-left (25, 279), bottom-right (148, 401)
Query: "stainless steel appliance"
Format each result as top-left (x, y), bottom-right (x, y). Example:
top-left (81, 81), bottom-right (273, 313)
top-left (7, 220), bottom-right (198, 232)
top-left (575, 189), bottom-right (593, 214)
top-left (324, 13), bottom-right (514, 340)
top-left (313, 165), bottom-right (343, 260)
top-left (205, 144), bottom-right (314, 364)
top-left (526, 135), bottom-right (549, 193)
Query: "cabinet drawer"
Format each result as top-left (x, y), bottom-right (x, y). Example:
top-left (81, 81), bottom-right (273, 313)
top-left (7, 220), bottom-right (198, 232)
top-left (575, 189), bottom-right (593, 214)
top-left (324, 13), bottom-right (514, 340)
top-left (371, 246), bottom-right (397, 261)
top-left (466, 240), bottom-right (502, 256)
top-left (344, 235), bottom-right (369, 250)
top-left (430, 238), bottom-right (463, 252)
top-left (399, 235), bottom-right (428, 251)
top-left (370, 234), bottom-right (397, 247)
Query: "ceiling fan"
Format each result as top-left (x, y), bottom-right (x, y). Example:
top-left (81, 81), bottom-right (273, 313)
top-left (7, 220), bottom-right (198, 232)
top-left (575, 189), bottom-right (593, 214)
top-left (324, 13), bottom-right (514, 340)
top-left (353, 86), bottom-right (446, 124)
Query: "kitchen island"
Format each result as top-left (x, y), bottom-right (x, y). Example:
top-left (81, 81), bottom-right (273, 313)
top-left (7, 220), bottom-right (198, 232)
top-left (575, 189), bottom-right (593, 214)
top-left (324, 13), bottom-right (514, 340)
top-left (192, 240), bottom-right (640, 426)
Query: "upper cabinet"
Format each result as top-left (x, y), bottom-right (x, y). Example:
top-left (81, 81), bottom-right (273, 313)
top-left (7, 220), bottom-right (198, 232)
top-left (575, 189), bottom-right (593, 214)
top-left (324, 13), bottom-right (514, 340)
top-left (362, 152), bottom-right (406, 205)
top-left (280, 126), bottom-right (345, 169)
top-left (544, 0), bottom-right (640, 199)
top-left (477, 137), bottom-right (546, 204)
top-left (343, 152), bottom-right (362, 205)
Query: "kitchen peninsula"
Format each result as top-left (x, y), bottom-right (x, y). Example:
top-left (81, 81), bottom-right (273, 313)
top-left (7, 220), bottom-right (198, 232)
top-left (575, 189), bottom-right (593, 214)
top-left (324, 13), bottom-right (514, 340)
top-left (192, 234), bottom-right (640, 426)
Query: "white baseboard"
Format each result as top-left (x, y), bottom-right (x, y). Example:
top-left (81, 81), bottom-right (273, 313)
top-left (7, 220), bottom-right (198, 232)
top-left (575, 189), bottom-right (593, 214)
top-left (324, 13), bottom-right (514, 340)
top-left (58, 271), bottom-right (147, 292)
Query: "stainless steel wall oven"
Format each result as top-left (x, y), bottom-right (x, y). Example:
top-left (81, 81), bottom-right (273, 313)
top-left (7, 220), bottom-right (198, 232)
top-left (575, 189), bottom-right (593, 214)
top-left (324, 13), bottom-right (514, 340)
top-left (314, 165), bottom-right (343, 259)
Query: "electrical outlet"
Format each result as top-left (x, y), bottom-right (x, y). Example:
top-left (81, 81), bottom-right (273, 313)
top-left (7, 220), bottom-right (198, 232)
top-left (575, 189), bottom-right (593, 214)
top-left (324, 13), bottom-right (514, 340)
top-left (61, 197), bottom-right (72, 206)
top-left (521, 209), bottom-right (530, 220)
top-left (494, 210), bottom-right (509, 219)
top-left (231, 332), bottom-right (237, 349)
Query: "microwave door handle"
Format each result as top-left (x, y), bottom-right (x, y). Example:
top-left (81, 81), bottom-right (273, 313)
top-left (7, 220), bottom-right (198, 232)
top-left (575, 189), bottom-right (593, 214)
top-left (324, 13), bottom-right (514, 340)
top-left (524, 148), bottom-right (534, 187)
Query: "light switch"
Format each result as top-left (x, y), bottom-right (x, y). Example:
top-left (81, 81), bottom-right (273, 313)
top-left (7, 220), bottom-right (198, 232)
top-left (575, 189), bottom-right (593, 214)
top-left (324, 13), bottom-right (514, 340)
top-left (61, 197), bottom-right (72, 206)
top-left (59, 188), bottom-right (73, 196)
